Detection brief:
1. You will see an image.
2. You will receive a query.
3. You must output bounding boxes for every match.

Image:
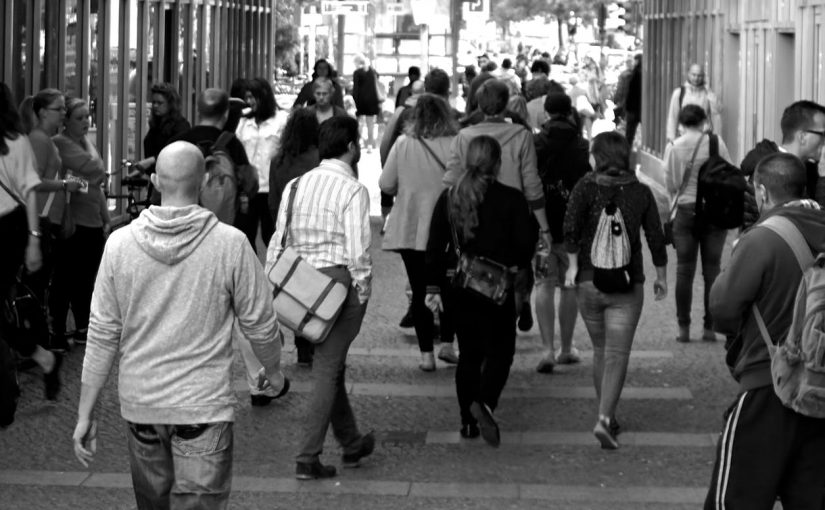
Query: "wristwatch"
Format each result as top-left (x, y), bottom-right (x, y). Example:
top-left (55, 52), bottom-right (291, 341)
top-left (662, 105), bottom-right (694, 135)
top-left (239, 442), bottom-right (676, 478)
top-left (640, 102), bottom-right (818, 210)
top-left (29, 229), bottom-right (43, 238)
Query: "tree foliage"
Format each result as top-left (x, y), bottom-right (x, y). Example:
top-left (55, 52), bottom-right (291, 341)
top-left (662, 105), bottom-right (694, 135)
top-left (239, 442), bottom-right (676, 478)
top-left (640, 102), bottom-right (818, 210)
top-left (275, 0), bottom-right (300, 67)
top-left (491, 0), bottom-right (598, 26)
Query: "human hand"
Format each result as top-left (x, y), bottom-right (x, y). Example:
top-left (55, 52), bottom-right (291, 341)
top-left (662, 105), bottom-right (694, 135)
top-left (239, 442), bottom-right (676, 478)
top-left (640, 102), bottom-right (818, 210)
top-left (25, 241), bottom-right (42, 273)
top-left (563, 267), bottom-right (578, 289)
top-left (653, 278), bottom-right (668, 300)
top-left (64, 180), bottom-right (82, 193)
top-left (818, 145), bottom-right (825, 177)
top-left (73, 419), bottom-right (98, 468)
top-left (102, 223), bottom-right (112, 238)
top-left (425, 293), bottom-right (443, 314)
top-left (541, 231), bottom-right (553, 249)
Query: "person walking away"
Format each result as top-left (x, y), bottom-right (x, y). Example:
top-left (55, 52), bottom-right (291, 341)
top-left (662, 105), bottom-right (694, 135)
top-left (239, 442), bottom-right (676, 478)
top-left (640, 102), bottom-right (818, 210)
top-left (0, 82), bottom-right (60, 405)
top-left (563, 132), bottom-right (668, 449)
top-left (72, 141), bottom-right (288, 509)
top-left (352, 54), bottom-right (382, 152)
top-left (533, 93), bottom-right (591, 373)
top-left (663, 105), bottom-right (733, 343)
top-left (236, 77), bottom-right (289, 252)
top-left (268, 108), bottom-right (320, 367)
top-left (425, 135), bottom-right (537, 446)
top-left (665, 64), bottom-right (721, 143)
top-left (380, 94), bottom-right (460, 372)
top-left (394, 66), bottom-right (421, 109)
top-left (52, 98), bottom-right (111, 347)
top-left (624, 56), bottom-right (642, 146)
top-left (703, 152), bottom-right (825, 509)
top-left (266, 116), bottom-right (374, 480)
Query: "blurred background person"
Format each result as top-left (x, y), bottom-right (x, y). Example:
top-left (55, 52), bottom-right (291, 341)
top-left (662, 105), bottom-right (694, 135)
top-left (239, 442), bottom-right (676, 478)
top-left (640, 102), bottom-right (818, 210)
top-left (352, 54), bottom-right (382, 152)
top-left (293, 59), bottom-right (344, 110)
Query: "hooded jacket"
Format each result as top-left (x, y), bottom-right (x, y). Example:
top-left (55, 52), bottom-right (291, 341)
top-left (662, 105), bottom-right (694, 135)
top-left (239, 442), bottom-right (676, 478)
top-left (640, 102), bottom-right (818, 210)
top-left (82, 205), bottom-right (282, 424)
top-left (443, 119), bottom-right (544, 210)
top-left (534, 118), bottom-right (591, 241)
top-left (710, 204), bottom-right (825, 391)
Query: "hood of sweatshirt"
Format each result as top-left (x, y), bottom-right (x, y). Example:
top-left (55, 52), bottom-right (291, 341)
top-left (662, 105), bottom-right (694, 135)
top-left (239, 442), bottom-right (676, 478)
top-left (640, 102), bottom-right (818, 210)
top-left (131, 205), bottom-right (219, 265)
top-left (740, 139), bottom-right (779, 177)
top-left (761, 202), bottom-right (825, 253)
top-left (465, 119), bottom-right (528, 147)
top-left (536, 119), bottom-right (580, 148)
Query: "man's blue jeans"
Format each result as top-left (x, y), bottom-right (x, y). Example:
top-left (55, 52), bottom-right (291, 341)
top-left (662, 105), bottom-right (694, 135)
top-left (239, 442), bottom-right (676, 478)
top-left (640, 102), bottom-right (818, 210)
top-left (296, 267), bottom-right (368, 464)
top-left (576, 282), bottom-right (643, 420)
top-left (126, 421), bottom-right (233, 510)
top-left (672, 205), bottom-right (728, 330)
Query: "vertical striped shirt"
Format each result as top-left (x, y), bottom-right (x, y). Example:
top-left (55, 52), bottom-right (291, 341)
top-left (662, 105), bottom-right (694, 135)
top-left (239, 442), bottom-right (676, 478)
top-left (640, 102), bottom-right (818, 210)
top-left (266, 159), bottom-right (372, 302)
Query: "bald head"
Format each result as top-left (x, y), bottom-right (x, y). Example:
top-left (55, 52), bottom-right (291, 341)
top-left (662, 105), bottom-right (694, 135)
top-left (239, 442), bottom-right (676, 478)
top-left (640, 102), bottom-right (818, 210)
top-left (688, 64), bottom-right (705, 87)
top-left (197, 88), bottom-right (229, 127)
top-left (153, 141), bottom-right (206, 204)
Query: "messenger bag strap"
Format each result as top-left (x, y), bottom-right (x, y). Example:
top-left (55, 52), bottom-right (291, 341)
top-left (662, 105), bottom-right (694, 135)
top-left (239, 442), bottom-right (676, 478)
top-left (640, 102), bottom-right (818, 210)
top-left (0, 170), bottom-right (26, 209)
top-left (296, 279), bottom-right (340, 333)
top-left (281, 177), bottom-right (301, 249)
top-left (211, 131), bottom-right (235, 153)
top-left (751, 215), bottom-right (815, 354)
top-left (668, 133), bottom-right (705, 221)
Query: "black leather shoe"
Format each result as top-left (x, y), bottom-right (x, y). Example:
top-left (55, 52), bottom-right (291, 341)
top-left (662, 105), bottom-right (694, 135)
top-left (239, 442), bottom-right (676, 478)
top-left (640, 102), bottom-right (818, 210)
top-left (342, 431), bottom-right (375, 468)
top-left (296, 460), bottom-right (337, 480)
top-left (460, 423), bottom-right (480, 439)
top-left (44, 352), bottom-right (62, 401)
top-left (250, 377), bottom-right (290, 407)
top-left (399, 305), bottom-right (414, 328)
top-left (471, 401), bottom-right (500, 447)
top-left (517, 302), bottom-right (533, 332)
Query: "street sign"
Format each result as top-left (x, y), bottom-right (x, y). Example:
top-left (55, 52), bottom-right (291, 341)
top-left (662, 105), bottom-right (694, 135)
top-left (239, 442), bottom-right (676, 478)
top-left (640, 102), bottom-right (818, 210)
top-left (386, 3), bottom-right (410, 16)
top-left (467, 0), bottom-right (484, 13)
top-left (320, 1), bottom-right (368, 16)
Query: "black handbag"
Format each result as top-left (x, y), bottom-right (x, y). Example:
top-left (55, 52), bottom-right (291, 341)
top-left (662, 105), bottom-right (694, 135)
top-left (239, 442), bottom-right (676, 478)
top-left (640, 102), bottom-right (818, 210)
top-left (447, 196), bottom-right (513, 305)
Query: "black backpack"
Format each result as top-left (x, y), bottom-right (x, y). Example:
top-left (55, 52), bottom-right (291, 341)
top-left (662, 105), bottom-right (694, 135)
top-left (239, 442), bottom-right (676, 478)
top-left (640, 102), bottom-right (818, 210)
top-left (695, 134), bottom-right (747, 229)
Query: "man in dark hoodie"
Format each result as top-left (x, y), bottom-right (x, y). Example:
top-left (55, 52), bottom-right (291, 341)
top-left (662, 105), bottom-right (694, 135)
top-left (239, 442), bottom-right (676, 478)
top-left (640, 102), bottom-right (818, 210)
top-left (740, 100), bottom-right (825, 227)
top-left (704, 152), bottom-right (825, 509)
top-left (533, 93), bottom-right (590, 373)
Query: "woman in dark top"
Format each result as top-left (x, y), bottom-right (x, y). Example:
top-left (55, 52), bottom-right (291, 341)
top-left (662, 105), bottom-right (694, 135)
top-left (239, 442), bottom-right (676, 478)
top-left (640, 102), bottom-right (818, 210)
top-left (563, 131), bottom-right (668, 450)
top-left (425, 136), bottom-right (537, 447)
top-left (351, 55), bottom-right (381, 150)
top-left (292, 59), bottom-right (345, 109)
top-left (136, 83), bottom-right (190, 203)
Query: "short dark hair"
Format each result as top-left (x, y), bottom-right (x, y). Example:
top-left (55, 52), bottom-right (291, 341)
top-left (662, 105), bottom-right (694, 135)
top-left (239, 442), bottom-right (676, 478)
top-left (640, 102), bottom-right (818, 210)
top-left (318, 116), bottom-right (359, 160)
top-left (246, 77), bottom-right (277, 123)
top-left (408, 66), bottom-right (421, 79)
top-left (780, 100), bottom-right (825, 144)
top-left (197, 88), bottom-right (229, 119)
top-left (754, 152), bottom-right (807, 201)
top-left (530, 60), bottom-right (550, 75)
top-left (424, 68), bottom-right (451, 97)
top-left (311, 78), bottom-right (333, 93)
top-left (591, 131), bottom-right (630, 173)
top-left (477, 80), bottom-right (509, 116)
top-left (484, 62), bottom-right (498, 72)
top-left (678, 104), bottom-right (707, 128)
top-left (502, 58), bottom-right (512, 69)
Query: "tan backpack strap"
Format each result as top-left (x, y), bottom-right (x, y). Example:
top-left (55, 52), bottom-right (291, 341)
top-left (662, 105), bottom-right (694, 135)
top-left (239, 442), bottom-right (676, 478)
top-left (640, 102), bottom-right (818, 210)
top-left (752, 304), bottom-right (777, 356)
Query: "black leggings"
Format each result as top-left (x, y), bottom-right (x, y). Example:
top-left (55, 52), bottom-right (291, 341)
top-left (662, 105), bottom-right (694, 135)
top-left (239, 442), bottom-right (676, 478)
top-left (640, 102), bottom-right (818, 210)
top-left (399, 249), bottom-right (454, 353)
top-left (235, 193), bottom-right (274, 253)
top-left (50, 225), bottom-right (105, 337)
top-left (0, 207), bottom-right (35, 356)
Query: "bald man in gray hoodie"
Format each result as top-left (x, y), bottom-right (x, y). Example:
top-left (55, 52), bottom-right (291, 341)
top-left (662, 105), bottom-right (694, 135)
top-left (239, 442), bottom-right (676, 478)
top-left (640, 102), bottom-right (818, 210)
top-left (72, 141), bottom-right (286, 509)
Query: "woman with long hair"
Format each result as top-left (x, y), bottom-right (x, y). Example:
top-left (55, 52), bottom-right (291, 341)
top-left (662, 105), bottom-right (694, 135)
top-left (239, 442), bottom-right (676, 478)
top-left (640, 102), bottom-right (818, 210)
top-left (268, 108), bottom-right (320, 367)
top-left (663, 104), bottom-right (732, 343)
top-left (381, 94), bottom-right (460, 371)
top-left (563, 132), bottom-right (668, 449)
top-left (134, 83), bottom-right (190, 203)
top-left (236, 77), bottom-right (289, 251)
top-left (293, 59), bottom-right (345, 109)
top-left (23, 89), bottom-right (82, 353)
top-left (425, 135), bottom-right (537, 446)
top-left (0, 82), bottom-right (61, 402)
top-left (52, 97), bottom-right (110, 347)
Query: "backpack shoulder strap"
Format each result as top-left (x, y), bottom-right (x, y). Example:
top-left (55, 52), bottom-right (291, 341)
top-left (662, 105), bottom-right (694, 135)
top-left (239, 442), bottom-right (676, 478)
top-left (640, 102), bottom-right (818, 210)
top-left (679, 86), bottom-right (686, 107)
top-left (212, 131), bottom-right (235, 153)
top-left (751, 215), bottom-right (816, 350)
top-left (708, 133), bottom-right (719, 158)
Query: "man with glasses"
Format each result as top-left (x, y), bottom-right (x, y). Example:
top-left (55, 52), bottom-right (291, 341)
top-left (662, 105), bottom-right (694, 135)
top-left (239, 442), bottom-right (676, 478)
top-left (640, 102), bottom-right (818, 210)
top-left (740, 100), bottom-right (825, 226)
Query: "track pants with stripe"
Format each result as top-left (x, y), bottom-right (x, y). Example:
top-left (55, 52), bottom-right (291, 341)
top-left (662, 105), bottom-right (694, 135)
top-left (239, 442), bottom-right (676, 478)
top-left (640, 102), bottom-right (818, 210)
top-left (704, 386), bottom-right (825, 510)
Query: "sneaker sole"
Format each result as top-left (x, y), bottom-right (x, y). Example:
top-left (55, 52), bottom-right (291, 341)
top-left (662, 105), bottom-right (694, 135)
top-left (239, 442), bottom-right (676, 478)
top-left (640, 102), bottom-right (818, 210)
top-left (471, 402), bottom-right (500, 447)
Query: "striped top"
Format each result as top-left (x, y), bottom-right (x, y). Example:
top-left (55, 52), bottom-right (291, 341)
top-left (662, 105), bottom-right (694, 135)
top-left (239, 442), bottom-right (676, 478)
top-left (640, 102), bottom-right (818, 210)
top-left (266, 159), bottom-right (372, 302)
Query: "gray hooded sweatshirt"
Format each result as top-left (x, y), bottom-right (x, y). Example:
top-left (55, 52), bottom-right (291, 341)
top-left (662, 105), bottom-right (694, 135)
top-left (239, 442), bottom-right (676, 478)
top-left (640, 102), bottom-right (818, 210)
top-left (82, 205), bottom-right (281, 424)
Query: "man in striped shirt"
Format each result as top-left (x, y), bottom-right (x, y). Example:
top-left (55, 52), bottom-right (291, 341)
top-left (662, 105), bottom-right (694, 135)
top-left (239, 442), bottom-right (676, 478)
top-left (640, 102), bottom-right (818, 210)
top-left (266, 116), bottom-right (374, 480)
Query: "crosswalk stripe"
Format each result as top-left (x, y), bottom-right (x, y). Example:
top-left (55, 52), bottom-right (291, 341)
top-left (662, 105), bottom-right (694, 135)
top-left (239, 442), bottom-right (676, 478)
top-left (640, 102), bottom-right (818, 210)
top-left (234, 380), bottom-right (693, 400)
top-left (0, 470), bottom-right (707, 504)
top-left (426, 430), bottom-right (717, 447)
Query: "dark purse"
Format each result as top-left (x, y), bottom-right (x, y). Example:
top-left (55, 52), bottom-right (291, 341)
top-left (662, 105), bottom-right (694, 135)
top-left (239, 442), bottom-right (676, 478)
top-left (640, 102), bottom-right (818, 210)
top-left (447, 195), bottom-right (513, 306)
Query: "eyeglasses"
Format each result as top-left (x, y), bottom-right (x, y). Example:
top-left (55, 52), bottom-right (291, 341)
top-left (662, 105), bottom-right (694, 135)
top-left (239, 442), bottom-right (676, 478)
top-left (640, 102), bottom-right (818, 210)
top-left (805, 129), bottom-right (825, 137)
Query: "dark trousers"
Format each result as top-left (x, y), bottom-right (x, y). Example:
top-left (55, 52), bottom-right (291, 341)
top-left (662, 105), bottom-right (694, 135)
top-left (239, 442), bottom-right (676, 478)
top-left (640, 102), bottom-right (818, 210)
top-left (50, 225), bottom-right (105, 337)
top-left (704, 386), bottom-right (825, 509)
top-left (297, 267), bottom-right (368, 464)
top-left (0, 207), bottom-right (32, 356)
top-left (399, 249), bottom-right (454, 353)
top-left (625, 110), bottom-right (641, 146)
top-left (453, 288), bottom-right (516, 425)
top-left (235, 193), bottom-right (274, 253)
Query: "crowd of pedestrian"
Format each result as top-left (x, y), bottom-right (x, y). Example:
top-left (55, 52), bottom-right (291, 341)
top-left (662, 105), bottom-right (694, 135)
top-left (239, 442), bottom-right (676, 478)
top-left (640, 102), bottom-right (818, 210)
top-left (1, 48), bottom-right (825, 509)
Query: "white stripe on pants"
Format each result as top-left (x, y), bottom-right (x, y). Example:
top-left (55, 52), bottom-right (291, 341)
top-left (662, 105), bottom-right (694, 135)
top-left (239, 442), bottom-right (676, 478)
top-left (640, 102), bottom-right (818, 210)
top-left (714, 392), bottom-right (748, 510)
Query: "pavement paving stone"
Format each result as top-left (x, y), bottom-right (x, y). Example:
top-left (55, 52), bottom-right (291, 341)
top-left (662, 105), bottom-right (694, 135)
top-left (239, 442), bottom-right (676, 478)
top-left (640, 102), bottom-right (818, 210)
top-left (409, 481), bottom-right (520, 499)
top-left (81, 472), bottom-right (131, 488)
top-left (424, 430), bottom-right (716, 447)
top-left (0, 470), bottom-right (90, 487)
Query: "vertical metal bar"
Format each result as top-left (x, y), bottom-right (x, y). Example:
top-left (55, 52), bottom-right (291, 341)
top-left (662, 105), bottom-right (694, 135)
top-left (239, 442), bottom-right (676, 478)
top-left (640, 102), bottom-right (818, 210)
top-left (57, 0), bottom-right (68, 91)
top-left (195, 1), bottom-right (205, 95)
top-left (155, 0), bottom-right (166, 86)
top-left (97, 0), bottom-right (110, 183)
top-left (137, 0), bottom-right (150, 158)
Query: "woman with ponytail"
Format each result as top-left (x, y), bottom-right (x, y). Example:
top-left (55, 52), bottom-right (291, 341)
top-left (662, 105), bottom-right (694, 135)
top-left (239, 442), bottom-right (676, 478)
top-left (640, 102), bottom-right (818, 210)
top-left (424, 135), bottom-right (537, 446)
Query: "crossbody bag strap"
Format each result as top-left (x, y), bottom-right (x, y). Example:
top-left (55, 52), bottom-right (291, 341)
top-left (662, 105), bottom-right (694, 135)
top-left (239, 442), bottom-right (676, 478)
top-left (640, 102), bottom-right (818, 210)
top-left (212, 131), bottom-right (235, 153)
top-left (418, 138), bottom-right (446, 171)
top-left (668, 133), bottom-right (705, 221)
top-left (445, 190), bottom-right (461, 259)
top-left (751, 215), bottom-right (815, 352)
top-left (0, 159), bottom-right (26, 208)
top-left (280, 177), bottom-right (301, 249)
